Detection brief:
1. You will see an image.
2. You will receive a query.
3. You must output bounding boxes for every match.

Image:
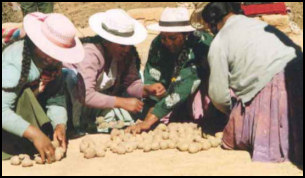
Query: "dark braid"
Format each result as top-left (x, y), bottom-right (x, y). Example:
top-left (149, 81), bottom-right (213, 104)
top-left (2, 37), bottom-right (33, 92)
top-left (80, 35), bottom-right (105, 44)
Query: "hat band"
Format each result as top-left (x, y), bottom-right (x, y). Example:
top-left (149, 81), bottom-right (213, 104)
top-left (102, 23), bottom-right (135, 37)
top-left (159, 21), bottom-right (191, 27)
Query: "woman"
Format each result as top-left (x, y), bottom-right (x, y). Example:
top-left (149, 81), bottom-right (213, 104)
top-left (64, 9), bottom-right (164, 134)
top-left (2, 12), bottom-right (84, 163)
top-left (126, 8), bottom-right (224, 134)
top-left (202, 2), bottom-right (303, 164)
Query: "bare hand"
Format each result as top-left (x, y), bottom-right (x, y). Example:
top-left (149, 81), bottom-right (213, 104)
top-left (125, 113), bottom-right (159, 134)
top-left (23, 126), bottom-right (55, 164)
top-left (53, 124), bottom-right (67, 151)
top-left (115, 97), bottom-right (144, 113)
top-left (144, 83), bottom-right (166, 98)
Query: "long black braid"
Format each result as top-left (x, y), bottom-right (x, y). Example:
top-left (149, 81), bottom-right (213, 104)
top-left (2, 36), bottom-right (34, 92)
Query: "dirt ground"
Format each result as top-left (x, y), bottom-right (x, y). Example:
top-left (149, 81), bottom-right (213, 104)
top-left (2, 134), bottom-right (303, 176)
top-left (2, 2), bottom-right (303, 29)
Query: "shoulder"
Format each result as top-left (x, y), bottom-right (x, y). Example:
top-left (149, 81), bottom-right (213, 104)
top-left (2, 41), bottom-right (24, 88)
top-left (82, 43), bottom-right (105, 67)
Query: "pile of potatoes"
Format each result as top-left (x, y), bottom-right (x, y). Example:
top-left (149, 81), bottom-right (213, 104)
top-left (79, 123), bottom-right (223, 159)
top-left (10, 140), bottom-right (66, 168)
top-left (96, 116), bottom-right (125, 130)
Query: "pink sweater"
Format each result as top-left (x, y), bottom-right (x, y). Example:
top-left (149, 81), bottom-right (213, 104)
top-left (64, 43), bottom-right (143, 109)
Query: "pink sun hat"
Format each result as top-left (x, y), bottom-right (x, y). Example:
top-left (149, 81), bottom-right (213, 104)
top-left (23, 12), bottom-right (84, 64)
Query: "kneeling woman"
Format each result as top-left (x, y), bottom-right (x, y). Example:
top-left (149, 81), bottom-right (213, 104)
top-left (64, 9), bottom-right (163, 133)
top-left (202, 2), bottom-right (303, 164)
top-left (2, 13), bottom-right (84, 163)
top-left (126, 8), bottom-right (219, 134)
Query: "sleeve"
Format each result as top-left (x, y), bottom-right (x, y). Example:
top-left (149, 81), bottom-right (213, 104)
top-left (152, 64), bottom-right (201, 119)
top-left (39, 72), bottom-right (68, 129)
top-left (2, 90), bottom-right (31, 137)
top-left (144, 37), bottom-right (162, 86)
top-left (207, 40), bottom-right (232, 115)
top-left (124, 46), bottom-right (143, 98)
top-left (79, 46), bottom-right (116, 109)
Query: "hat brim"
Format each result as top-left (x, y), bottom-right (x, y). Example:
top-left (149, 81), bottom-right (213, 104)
top-left (23, 14), bottom-right (84, 64)
top-left (89, 12), bottom-right (148, 46)
top-left (147, 23), bottom-right (195, 33)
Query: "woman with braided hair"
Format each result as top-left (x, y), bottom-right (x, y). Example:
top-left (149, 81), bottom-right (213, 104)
top-left (2, 12), bottom-right (84, 163)
top-left (126, 8), bottom-right (226, 134)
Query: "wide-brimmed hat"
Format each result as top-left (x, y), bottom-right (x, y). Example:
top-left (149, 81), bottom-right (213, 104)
top-left (89, 9), bottom-right (147, 45)
top-left (23, 12), bottom-right (84, 64)
top-left (147, 7), bottom-right (195, 32)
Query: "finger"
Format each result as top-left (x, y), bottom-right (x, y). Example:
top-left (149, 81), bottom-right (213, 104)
top-left (45, 149), bottom-right (52, 164)
top-left (39, 149), bottom-right (46, 163)
top-left (138, 101), bottom-right (144, 106)
top-left (135, 126), bottom-right (142, 134)
top-left (62, 135), bottom-right (67, 151)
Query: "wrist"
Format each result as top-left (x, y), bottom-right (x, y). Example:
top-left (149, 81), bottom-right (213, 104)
top-left (23, 125), bottom-right (40, 142)
top-left (114, 97), bottom-right (124, 108)
top-left (144, 113), bottom-right (159, 126)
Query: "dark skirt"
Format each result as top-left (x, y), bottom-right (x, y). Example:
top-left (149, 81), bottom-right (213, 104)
top-left (223, 70), bottom-right (303, 164)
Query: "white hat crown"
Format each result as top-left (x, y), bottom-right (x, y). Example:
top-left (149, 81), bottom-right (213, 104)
top-left (102, 9), bottom-right (135, 36)
top-left (160, 7), bottom-right (190, 23)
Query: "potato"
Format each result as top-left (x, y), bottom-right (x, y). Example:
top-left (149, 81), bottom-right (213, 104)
top-left (201, 140), bottom-right (212, 150)
top-left (34, 156), bottom-right (44, 165)
top-left (124, 143), bottom-right (134, 153)
top-left (113, 137), bottom-right (123, 144)
top-left (143, 144), bottom-right (152, 152)
top-left (135, 136), bottom-right (143, 144)
top-left (162, 132), bottom-right (169, 140)
top-left (10, 156), bottom-right (21, 166)
top-left (194, 136), bottom-right (205, 143)
top-left (116, 120), bottom-right (125, 129)
top-left (167, 140), bottom-right (177, 149)
top-left (19, 154), bottom-right (30, 161)
top-left (156, 124), bottom-right (167, 132)
top-left (98, 122), bottom-right (109, 130)
top-left (109, 121), bottom-right (117, 128)
top-left (116, 145), bottom-right (126, 155)
top-left (151, 141), bottom-right (160, 151)
top-left (160, 141), bottom-right (168, 150)
top-left (96, 149), bottom-right (106, 158)
top-left (215, 132), bottom-right (224, 139)
top-left (137, 142), bottom-right (145, 150)
top-left (80, 142), bottom-right (90, 153)
top-left (22, 158), bottom-right (33, 167)
top-left (110, 129), bottom-right (124, 140)
top-left (96, 116), bottom-right (105, 124)
top-left (209, 138), bottom-right (220, 148)
top-left (188, 143), bottom-right (201, 154)
top-left (153, 134), bottom-right (163, 141)
top-left (177, 143), bottom-right (189, 152)
top-left (55, 148), bottom-right (64, 161)
top-left (51, 140), bottom-right (60, 148)
top-left (84, 147), bottom-right (97, 159)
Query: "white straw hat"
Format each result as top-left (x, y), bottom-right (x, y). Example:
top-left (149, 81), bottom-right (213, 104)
top-left (147, 7), bottom-right (195, 32)
top-left (89, 9), bottom-right (148, 45)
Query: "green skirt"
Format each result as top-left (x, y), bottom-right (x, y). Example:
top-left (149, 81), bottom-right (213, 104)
top-left (2, 88), bottom-right (51, 160)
